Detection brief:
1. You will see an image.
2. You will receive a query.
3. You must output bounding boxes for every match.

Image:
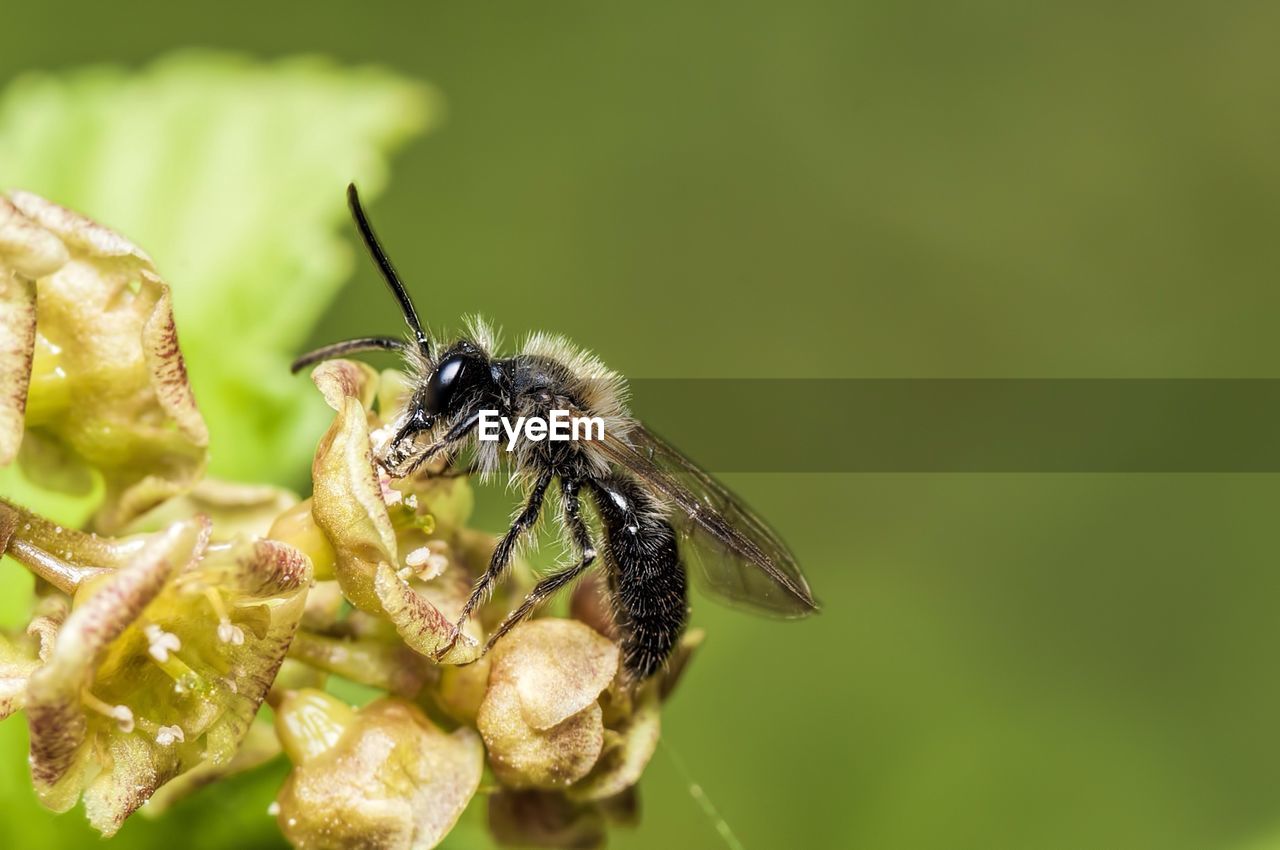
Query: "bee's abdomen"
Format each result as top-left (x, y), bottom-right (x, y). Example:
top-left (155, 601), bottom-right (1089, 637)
top-left (589, 476), bottom-right (688, 680)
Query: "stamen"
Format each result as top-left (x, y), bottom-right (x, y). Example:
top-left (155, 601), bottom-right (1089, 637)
top-left (205, 588), bottom-right (245, 645)
top-left (404, 541), bottom-right (449, 580)
top-left (81, 690), bottom-right (134, 733)
top-left (141, 635), bottom-right (209, 695)
top-left (218, 620), bottom-right (246, 645)
top-left (144, 623), bottom-right (181, 663)
top-left (155, 725), bottom-right (185, 746)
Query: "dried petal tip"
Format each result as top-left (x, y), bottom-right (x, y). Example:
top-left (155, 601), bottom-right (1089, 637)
top-left (478, 619), bottom-right (619, 790)
top-left (275, 692), bottom-right (483, 850)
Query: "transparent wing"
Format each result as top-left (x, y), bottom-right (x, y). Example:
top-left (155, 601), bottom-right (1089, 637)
top-left (596, 425), bottom-right (819, 618)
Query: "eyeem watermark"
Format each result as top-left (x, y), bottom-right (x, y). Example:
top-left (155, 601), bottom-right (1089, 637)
top-left (477, 409), bottom-right (605, 450)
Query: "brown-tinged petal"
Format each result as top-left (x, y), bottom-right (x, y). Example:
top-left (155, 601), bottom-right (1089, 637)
top-left (312, 358), bottom-right (380, 414)
top-left (26, 519), bottom-right (207, 820)
top-left (79, 536), bottom-right (310, 834)
top-left (310, 360), bottom-right (490, 663)
top-left (270, 499), bottom-right (337, 581)
top-left (488, 789), bottom-right (606, 850)
top-left (477, 620), bottom-right (619, 790)
top-left (374, 560), bottom-right (481, 664)
top-left (26, 522), bottom-right (311, 836)
top-left (310, 361), bottom-right (397, 614)
top-left (0, 271), bottom-right (36, 465)
top-left (0, 194), bottom-right (69, 280)
top-left (275, 691), bottom-right (483, 850)
top-left (0, 194), bottom-right (65, 465)
top-left (4, 191), bottom-right (209, 532)
top-left (27, 592), bottom-right (71, 662)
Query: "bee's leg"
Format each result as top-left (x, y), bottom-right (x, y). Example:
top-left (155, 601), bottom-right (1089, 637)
top-left (484, 479), bottom-right (597, 651)
top-left (440, 470), bottom-right (554, 657)
top-left (398, 411), bottom-right (480, 477)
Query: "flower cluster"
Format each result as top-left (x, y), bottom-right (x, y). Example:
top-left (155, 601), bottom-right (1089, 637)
top-left (0, 193), bottom-right (699, 848)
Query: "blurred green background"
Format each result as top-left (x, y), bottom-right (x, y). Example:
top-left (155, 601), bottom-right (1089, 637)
top-left (4, 2), bottom-right (1280, 849)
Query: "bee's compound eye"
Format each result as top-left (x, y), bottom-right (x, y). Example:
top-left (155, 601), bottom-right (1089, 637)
top-left (424, 353), bottom-right (468, 416)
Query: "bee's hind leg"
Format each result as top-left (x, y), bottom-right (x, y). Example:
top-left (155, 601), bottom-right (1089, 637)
top-left (435, 470), bottom-right (554, 660)
top-left (484, 478), bottom-right (598, 652)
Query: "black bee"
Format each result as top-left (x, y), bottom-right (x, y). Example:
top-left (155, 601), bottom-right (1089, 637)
top-left (293, 185), bottom-right (818, 680)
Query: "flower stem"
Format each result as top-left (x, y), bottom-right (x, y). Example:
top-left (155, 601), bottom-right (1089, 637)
top-left (6, 536), bottom-right (110, 595)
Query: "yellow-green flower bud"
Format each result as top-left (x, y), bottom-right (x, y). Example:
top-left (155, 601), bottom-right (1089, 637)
top-left (275, 691), bottom-right (483, 850)
top-left (477, 619), bottom-right (619, 790)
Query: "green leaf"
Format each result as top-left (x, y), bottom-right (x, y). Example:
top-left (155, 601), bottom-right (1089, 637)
top-left (0, 50), bottom-right (436, 491)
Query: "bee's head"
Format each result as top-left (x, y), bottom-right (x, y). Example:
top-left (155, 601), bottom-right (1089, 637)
top-left (423, 341), bottom-right (495, 422)
top-left (381, 339), bottom-right (497, 474)
top-left (292, 186), bottom-right (505, 475)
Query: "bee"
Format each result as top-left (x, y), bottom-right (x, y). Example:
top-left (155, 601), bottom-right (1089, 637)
top-left (293, 185), bottom-right (819, 680)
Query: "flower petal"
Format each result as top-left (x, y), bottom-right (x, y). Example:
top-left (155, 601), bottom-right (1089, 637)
top-left (567, 686), bottom-right (660, 802)
top-left (0, 237), bottom-right (37, 464)
top-left (127, 478), bottom-right (298, 541)
top-left (0, 194), bottom-right (69, 280)
top-left (374, 560), bottom-right (480, 664)
top-left (80, 536), bottom-right (310, 834)
top-left (478, 620), bottom-right (619, 790)
top-left (25, 518), bottom-right (206, 819)
top-left (275, 692), bottom-right (483, 850)
top-left (4, 192), bottom-right (209, 533)
top-left (0, 631), bottom-right (39, 721)
top-left (492, 619), bottom-right (620, 731)
top-left (312, 359), bottom-right (379, 414)
top-left (143, 720), bottom-right (281, 815)
top-left (478, 680), bottom-right (605, 791)
top-left (310, 363), bottom-right (397, 614)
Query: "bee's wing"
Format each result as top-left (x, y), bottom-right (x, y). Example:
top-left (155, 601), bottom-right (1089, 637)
top-left (595, 425), bottom-right (819, 618)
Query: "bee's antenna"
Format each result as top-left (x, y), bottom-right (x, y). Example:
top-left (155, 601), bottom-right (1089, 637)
top-left (290, 336), bottom-right (408, 374)
top-left (347, 183), bottom-right (432, 359)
